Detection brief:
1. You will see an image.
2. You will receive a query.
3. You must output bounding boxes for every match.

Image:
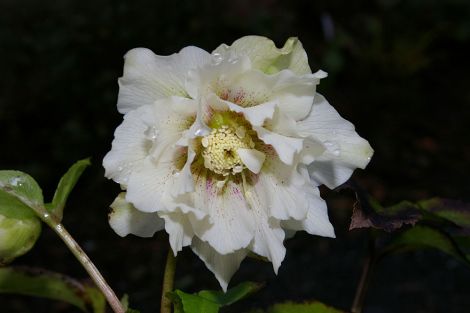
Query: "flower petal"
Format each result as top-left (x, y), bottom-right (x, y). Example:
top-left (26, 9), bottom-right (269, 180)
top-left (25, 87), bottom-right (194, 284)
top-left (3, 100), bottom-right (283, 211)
top-left (237, 149), bottom-right (265, 174)
top-left (297, 94), bottom-right (374, 188)
top-left (125, 155), bottom-right (178, 213)
top-left (255, 155), bottom-right (311, 221)
top-left (191, 177), bottom-right (255, 255)
top-left (160, 210), bottom-right (195, 255)
top-left (281, 188), bottom-right (335, 238)
top-left (109, 193), bottom-right (164, 237)
top-left (118, 46), bottom-right (211, 114)
top-left (170, 148), bottom-right (196, 197)
top-left (244, 184), bottom-right (286, 273)
top-left (191, 237), bottom-right (247, 291)
top-left (212, 36), bottom-right (311, 75)
top-left (103, 105), bottom-right (155, 185)
top-left (253, 126), bottom-right (303, 165)
top-left (103, 97), bottom-right (196, 186)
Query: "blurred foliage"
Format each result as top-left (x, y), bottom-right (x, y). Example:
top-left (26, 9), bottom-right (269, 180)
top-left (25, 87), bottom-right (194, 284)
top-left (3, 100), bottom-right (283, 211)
top-left (1, 0), bottom-right (469, 312)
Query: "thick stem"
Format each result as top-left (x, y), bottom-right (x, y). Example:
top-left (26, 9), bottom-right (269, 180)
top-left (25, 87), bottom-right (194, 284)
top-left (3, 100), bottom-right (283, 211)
top-left (161, 249), bottom-right (176, 313)
top-left (40, 211), bottom-right (125, 313)
top-left (351, 238), bottom-right (376, 313)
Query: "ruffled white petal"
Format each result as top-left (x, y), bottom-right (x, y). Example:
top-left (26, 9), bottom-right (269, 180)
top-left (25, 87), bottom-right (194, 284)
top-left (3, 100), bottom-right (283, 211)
top-left (125, 157), bottom-right (175, 213)
top-left (160, 209), bottom-right (196, 255)
top-left (255, 155), bottom-right (310, 221)
top-left (244, 183), bottom-right (286, 273)
top-left (118, 46), bottom-right (211, 114)
top-left (297, 94), bottom-right (374, 188)
top-left (237, 149), bottom-right (265, 174)
top-left (191, 177), bottom-right (255, 255)
top-left (253, 126), bottom-right (303, 165)
top-left (281, 188), bottom-right (335, 238)
top-left (104, 97), bottom-right (197, 186)
top-left (170, 148), bottom-right (196, 197)
top-left (191, 237), bottom-right (247, 291)
top-left (212, 36), bottom-right (311, 75)
top-left (103, 105), bottom-right (156, 185)
top-left (109, 193), bottom-right (164, 237)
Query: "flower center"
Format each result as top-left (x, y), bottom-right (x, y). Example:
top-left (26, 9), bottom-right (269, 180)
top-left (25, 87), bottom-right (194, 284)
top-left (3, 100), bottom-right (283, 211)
top-left (201, 125), bottom-right (255, 176)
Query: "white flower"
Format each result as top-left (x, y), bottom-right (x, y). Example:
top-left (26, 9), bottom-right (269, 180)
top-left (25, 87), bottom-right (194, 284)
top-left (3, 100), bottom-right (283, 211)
top-left (103, 36), bottom-right (373, 290)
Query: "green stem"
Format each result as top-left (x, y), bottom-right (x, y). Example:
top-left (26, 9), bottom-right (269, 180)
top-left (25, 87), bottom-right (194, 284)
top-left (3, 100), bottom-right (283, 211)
top-left (161, 248), bottom-right (176, 313)
top-left (39, 210), bottom-right (125, 313)
top-left (351, 234), bottom-right (378, 313)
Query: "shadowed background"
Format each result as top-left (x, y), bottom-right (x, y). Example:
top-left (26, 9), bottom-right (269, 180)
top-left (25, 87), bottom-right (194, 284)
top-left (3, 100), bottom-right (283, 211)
top-left (1, 0), bottom-right (469, 312)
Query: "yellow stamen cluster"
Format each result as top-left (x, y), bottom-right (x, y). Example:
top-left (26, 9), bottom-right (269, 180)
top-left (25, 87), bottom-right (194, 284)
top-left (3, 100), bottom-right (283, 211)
top-left (201, 125), bottom-right (255, 176)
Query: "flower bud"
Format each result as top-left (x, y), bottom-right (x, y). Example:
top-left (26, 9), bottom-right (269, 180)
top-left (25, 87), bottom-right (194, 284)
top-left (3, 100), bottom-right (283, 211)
top-left (0, 214), bottom-right (41, 265)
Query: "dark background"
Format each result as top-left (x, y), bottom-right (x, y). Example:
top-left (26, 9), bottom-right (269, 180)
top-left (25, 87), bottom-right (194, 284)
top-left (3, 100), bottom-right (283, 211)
top-left (1, 0), bottom-right (470, 312)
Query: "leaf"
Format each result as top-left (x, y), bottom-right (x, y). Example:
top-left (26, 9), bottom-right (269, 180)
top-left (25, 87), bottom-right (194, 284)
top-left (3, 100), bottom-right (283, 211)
top-left (345, 181), bottom-right (421, 232)
top-left (84, 284), bottom-right (106, 313)
top-left (0, 170), bottom-right (44, 213)
top-left (0, 266), bottom-right (101, 312)
top-left (169, 282), bottom-right (262, 313)
top-left (121, 294), bottom-right (141, 313)
top-left (418, 198), bottom-right (470, 229)
top-left (251, 301), bottom-right (345, 313)
top-left (197, 281), bottom-right (263, 306)
top-left (171, 290), bottom-right (219, 313)
top-left (50, 158), bottom-right (91, 221)
top-left (382, 225), bottom-right (470, 265)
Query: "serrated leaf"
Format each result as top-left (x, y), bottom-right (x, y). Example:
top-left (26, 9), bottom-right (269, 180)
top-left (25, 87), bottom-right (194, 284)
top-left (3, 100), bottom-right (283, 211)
top-left (0, 267), bottom-right (94, 312)
top-left (418, 198), bottom-right (470, 229)
top-left (0, 171), bottom-right (44, 211)
top-left (383, 225), bottom-right (470, 265)
top-left (169, 282), bottom-right (262, 313)
top-left (259, 301), bottom-right (345, 313)
top-left (50, 158), bottom-right (91, 221)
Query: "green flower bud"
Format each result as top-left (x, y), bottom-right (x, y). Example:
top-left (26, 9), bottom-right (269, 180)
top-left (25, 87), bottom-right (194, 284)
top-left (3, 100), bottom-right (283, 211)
top-left (0, 214), bottom-right (41, 265)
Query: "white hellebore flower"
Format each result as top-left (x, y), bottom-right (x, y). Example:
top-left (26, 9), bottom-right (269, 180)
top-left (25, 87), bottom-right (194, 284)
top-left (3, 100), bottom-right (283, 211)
top-left (103, 36), bottom-right (373, 291)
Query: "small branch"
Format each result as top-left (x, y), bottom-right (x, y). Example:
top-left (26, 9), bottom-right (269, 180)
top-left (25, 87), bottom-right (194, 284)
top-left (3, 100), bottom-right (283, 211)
top-left (39, 210), bottom-right (125, 313)
top-left (351, 236), bottom-right (377, 313)
top-left (161, 248), bottom-right (177, 313)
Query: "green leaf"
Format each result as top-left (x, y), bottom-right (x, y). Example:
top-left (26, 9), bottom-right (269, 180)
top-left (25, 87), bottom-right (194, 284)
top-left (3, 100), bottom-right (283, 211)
top-left (0, 170), bottom-right (44, 213)
top-left (50, 158), bottom-right (91, 220)
top-left (84, 285), bottom-right (106, 313)
top-left (250, 301), bottom-right (346, 313)
top-left (197, 281), bottom-right (263, 306)
top-left (171, 290), bottom-right (219, 313)
top-left (120, 294), bottom-right (141, 313)
top-left (0, 266), bottom-right (102, 312)
top-left (382, 225), bottom-right (470, 265)
top-left (169, 282), bottom-right (262, 313)
top-left (418, 198), bottom-right (470, 229)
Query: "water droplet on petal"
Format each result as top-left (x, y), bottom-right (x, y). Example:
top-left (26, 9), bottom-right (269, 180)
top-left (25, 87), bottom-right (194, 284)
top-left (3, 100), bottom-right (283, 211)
top-left (228, 57), bottom-right (239, 64)
top-left (117, 166), bottom-right (123, 172)
top-left (211, 53), bottom-right (223, 65)
top-left (333, 149), bottom-right (341, 156)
